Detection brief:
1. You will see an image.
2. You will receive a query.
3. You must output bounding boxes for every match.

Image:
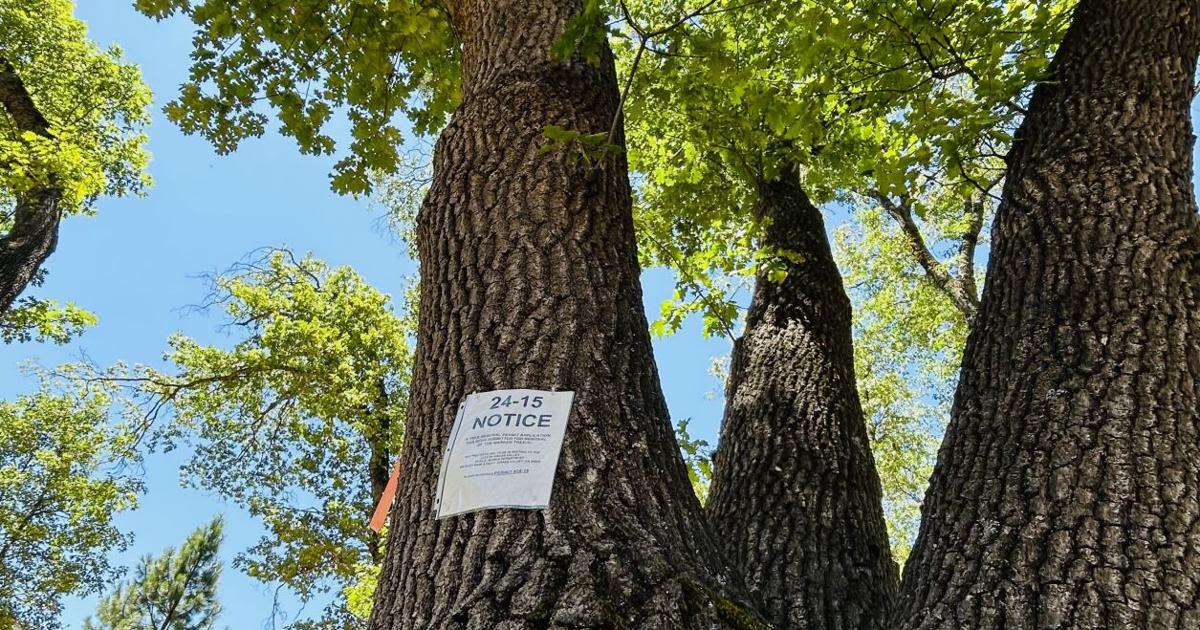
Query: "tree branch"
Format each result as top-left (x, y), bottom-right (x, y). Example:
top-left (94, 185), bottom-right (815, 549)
top-left (956, 194), bottom-right (986, 317)
top-left (607, 0), bottom-right (723, 145)
top-left (873, 191), bottom-right (978, 322)
top-left (0, 58), bottom-right (52, 138)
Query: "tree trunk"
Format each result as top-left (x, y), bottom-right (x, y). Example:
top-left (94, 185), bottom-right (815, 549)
top-left (894, 1), bottom-right (1200, 628)
top-left (0, 56), bottom-right (62, 316)
top-left (367, 2), bottom-right (764, 628)
top-left (706, 171), bottom-right (897, 629)
top-left (0, 187), bottom-right (62, 314)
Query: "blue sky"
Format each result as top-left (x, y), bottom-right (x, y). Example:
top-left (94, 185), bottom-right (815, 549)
top-left (1, 2), bottom-right (733, 627)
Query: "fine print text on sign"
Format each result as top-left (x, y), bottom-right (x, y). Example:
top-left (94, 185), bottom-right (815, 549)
top-left (434, 389), bottom-right (575, 519)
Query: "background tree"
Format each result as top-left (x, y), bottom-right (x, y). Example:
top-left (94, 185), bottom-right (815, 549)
top-left (94, 250), bottom-right (413, 628)
top-left (707, 166), bottom-right (899, 628)
top-left (0, 12), bottom-right (152, 617)
top-left (0, 375), bottom-right (141, 629)
top-left (894, 0), bottom-right (1200, 626)
top-left (833, 208), bottom-right (970, 558)
top-left (0, 0), bottom-right (151, 330)
top-left (85, 516), bottom-right (224, 630)
top-left (137, 0), bottom-right (769, 626)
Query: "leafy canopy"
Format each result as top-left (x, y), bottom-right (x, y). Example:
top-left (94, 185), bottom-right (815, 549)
top-left (0, 0), bottom-right (151, 214)
top-left (1, 287), bottom-right (95, 344)
top-left (837, 206), bottom-right (969, 558)
top-left (133, 0), bottom-right (458, 196)
top-left (0, 375), bottom-right (142, 629)
top-left (623, 0), bottom-right (1072, 331)
top-left (675, 418), bottom-right (714, 503)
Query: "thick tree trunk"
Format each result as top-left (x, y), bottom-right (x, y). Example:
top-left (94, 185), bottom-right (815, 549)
top-left (706, 171), bottom-right (897, 629)
top-left (0, 56), bottom-right (62, 316)
top-left (367, 2), bottom-right (764, 628)
top-left (894, 1), bottom-right (1200, 628)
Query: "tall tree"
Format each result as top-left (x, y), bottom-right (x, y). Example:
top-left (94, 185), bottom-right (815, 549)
top-left (894, 1), bottom-right (1200, 627)
top-left (624, 0), bottom-right (1071, 569)
top-left (85, 516), bottom-right (224, 630)
top-left (0, 376), bottom-right (141, 629)
top-left (0, 0), bottom-right (151, 327)
top-left (622, 4), bottom-right (905, 623)
top-left (141, 0), bottom-right (765, 626)
top-left (97, 250), bottom-right (412, 628)
top-left (621, 1), bottom-right (1070, 624)
top-left (368, 2), bottom-right (764, 625)
top-left (704, 169), bottom-right (898, 628)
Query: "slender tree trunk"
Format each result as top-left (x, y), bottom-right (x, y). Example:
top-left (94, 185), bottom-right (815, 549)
top-left (0, 57), bottom-right (62, 315)
top-left (706, 170), bottom-right (897, 629)
top-left (367, 2), bottom-right (764, 627)
top-left (894, 2), bottom-right (1200, 628)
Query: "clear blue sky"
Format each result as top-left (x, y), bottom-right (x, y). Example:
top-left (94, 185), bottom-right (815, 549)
top-left (0, 2), bottom-right (733, 627)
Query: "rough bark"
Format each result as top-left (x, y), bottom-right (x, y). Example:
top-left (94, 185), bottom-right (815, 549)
top-left (0, 56), bottom-right (62, 315)
top-left (367, 2), bottom-right (764, 628)
top-left (706, 170), bottom-right (897, 629)
top-left (894, 1), bottom-right (1200, 628)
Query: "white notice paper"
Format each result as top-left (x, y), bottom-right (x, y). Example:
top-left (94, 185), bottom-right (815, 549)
top-left (434, 389), bottom-right (575, 519)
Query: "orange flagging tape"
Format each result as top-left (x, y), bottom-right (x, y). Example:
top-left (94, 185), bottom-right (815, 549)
top-left (369, 459), bottom-right (403, 533)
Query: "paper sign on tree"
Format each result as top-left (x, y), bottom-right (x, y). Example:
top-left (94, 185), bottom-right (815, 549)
top-left (434, 389), bottom-right (575, 519)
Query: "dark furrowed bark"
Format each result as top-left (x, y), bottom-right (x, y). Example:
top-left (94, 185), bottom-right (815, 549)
top-left (0, 56), bottom-right (62, 316)
top-left (706, 170), bottom-right (897, 630)
top-left (367, 1), bottom-right (765, 628)
top-left (0, 187), bottom-right (61, 314)
top-left (894, 1), bottom-right (1200, 628)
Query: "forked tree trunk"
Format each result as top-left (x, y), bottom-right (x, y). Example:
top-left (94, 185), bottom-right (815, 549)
top-left (894, 1), bottom-right (1200, 628)
top-left (367, 1), bottom-right (764, 627)
top-left (706, 171), bottom-right (897, 629)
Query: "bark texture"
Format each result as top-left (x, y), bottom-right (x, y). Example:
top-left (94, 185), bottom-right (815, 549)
top-left (0, 56), bottom-right (62, 315)
top-left (894, 1), bottom-right (1200, 628)
top-left (367, 2), bottom-right (764, 628)
top-left (706, 171), bottom-right (897, 629)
